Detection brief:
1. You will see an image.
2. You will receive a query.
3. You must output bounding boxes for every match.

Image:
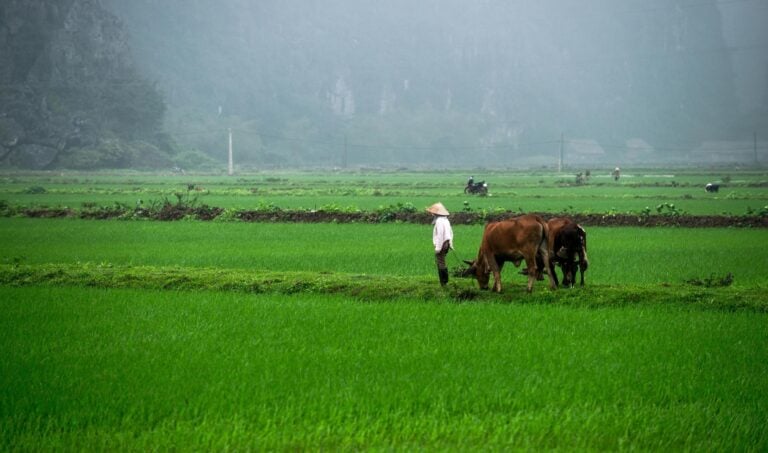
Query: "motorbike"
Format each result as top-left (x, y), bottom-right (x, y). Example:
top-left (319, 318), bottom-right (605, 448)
top-left (464, 180), bottom-right (488, 195)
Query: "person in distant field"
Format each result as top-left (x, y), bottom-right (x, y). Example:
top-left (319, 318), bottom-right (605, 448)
top-left (612, 167), bottom-right (621, 181)
top-left (467, 176), bottom-right (474, 186)
top-left (427, 202), bottom-right (454, 286)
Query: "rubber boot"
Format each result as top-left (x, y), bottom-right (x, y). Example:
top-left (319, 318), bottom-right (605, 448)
top-left (438, 268), bottom-right (449, 286)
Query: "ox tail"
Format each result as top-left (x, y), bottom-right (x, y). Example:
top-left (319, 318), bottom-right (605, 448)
top-left (539, 222), bottom-right (557, 290)
top-left (577, 225), bottom-right (589, 270)
top-left (539, 222), bottom-right (549, 257)
top-left (538, 223), bottom-right (549, 273)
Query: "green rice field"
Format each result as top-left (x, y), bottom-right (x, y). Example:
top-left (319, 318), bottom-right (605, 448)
top-left (2, 286), bottom-right (766, 450)
top-left (2, 168), bottom-right (767, 215)
top-left (1, 169), bottom-right (767, 450)
top-left (1, 218), bottom-right (767, 287)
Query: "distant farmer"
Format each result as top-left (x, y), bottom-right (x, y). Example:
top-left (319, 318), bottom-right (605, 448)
top-left (612, 167), bottom-right (621, 181)
top-left (427, 202), bottom-right (454, 286)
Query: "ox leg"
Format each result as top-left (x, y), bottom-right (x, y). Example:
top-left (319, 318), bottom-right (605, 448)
top-left (534, 253), bottom-right (545, 281)
top-left (493, 261), bottom-right (504, 292)
top-left (523, 255), bottom-right (537, 293)
top-left (579, 250), bottom-right (588, 287)
top-left (548, 257), bottom-right (560, 287)
top-left (492, 270), bottom-right (502, 292)
top-left (562, 260), bottom-right (574, 287)
top-left (536, 241), bottom-right (557, 291)
top-left (564, 259), bottom-right (576, 287)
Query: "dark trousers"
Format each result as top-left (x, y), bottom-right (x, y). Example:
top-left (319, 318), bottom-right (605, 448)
top-left (435, 240), bottom-right (450, 286)
top-left (435, 240), bottom-right (451, 270)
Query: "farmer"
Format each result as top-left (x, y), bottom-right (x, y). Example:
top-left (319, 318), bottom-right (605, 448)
top-left (427, 202), bottom-right (454, 286)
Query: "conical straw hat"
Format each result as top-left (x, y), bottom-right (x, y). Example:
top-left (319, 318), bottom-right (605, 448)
top-left (426, 202), bottom-right (449, 216)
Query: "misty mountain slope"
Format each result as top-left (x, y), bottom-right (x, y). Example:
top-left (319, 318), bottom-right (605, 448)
top-left (107, 0), bottom-right (740, 167)
top-left (0, 0), bottom-right (169, 169)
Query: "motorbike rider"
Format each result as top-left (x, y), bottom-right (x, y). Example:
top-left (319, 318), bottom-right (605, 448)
top-left (465, 176), bottom-right (488, 194)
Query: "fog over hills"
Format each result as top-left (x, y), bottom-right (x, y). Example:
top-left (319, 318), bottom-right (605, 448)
top-left (3, 0), bottom-right (766, 169)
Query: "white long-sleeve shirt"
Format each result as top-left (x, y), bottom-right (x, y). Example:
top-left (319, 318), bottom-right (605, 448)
top-left (432, 216), bottom-right (454, 252)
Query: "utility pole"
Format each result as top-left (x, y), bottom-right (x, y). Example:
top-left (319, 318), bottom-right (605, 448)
top-left (343, 134), bottom-right (348, 169)
top-left (558, 133), bottom-right (564, 173)
top-left (755, 132), bottom-right (758, 166)
top-left (227, 127), bottom-right (233, 176)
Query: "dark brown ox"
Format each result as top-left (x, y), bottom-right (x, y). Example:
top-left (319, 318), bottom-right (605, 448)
top-left (464, 214), bottom-right (557, 293)
top-left (546, 217), bottom-right (588, 287)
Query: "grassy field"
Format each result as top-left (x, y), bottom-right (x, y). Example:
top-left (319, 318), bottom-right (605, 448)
top-left (1, 169), bottom-right (767, 450)
top-left (2, 218), bottom-right (767, 287)
top-left (2, 169), bottom-right (767, 215)
top-left (1, 286), bottom-right (766, 450)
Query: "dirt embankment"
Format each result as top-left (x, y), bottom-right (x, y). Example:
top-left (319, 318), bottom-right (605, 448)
top-left (236, 210), bottom-right (768, 227)
top-left (12, 206), bottom-right (768, 227)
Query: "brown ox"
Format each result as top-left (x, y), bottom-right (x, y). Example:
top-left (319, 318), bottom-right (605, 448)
top-left (464, 214), bottom-right (557, 293)
top-left (546, 217), bottom-right (588, 287)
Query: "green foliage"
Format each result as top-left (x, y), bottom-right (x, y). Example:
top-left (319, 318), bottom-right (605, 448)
top-left (317, 203), bottom-right (359, 213)
top-left (375, 202), bottom-right (416, 222)
top-left (211, 207), bottom-right (241, 222)
top-left (655, 202), bottom-right (684, 216)
top-left (0, 199), bottom-right (8, 215)
top-left (253, 200), bottom-right (282, 212)
top-left (745, 205), bottom-right (768, 217)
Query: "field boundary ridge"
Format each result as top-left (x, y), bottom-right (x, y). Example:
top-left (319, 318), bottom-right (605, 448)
top-left (1, 263), bottom-right (765, 312)
top-left (3, 204), bottom-right (767, 227)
